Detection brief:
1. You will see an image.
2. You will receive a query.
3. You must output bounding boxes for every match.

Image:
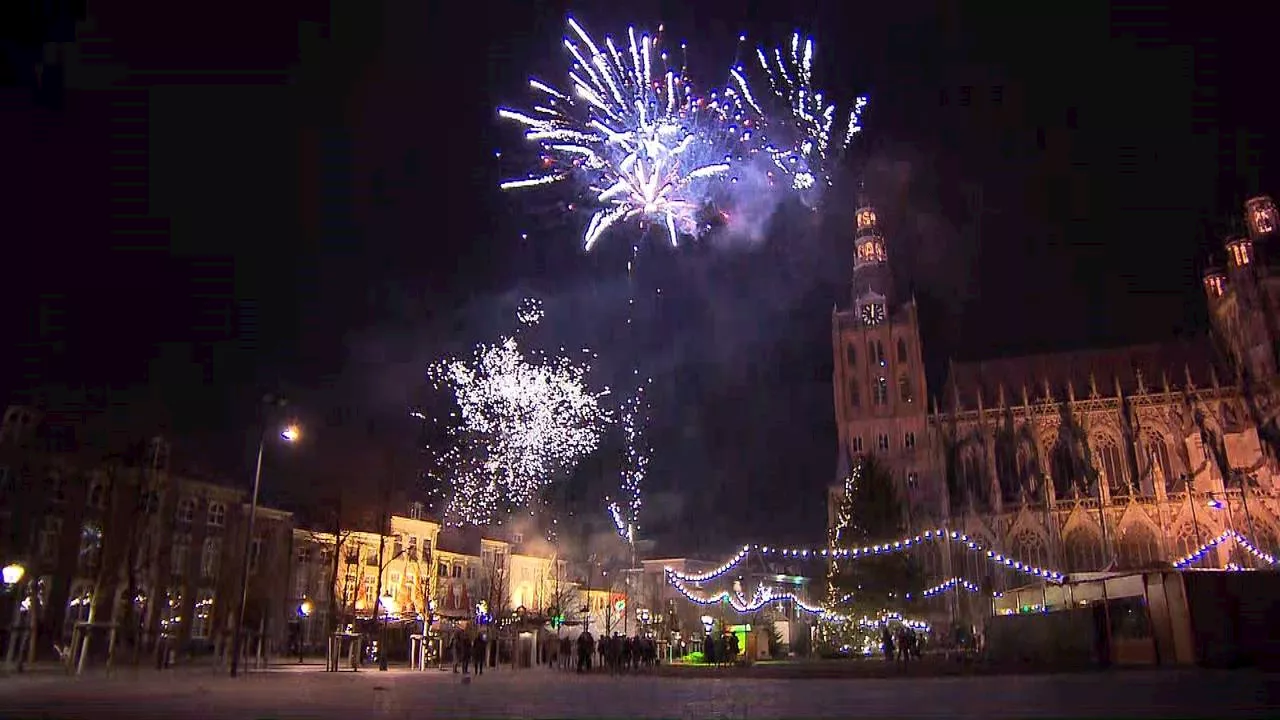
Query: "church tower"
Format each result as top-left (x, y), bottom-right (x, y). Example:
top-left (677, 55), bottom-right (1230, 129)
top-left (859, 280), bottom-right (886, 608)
top-left (1205, 195), bottom-right (1280, 381)
top-left (831, 186), bottom-right (940, 524)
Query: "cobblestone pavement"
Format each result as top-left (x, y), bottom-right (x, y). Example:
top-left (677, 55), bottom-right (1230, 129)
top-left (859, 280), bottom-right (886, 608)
top-left (0, 665), bottom-right (1276, 719)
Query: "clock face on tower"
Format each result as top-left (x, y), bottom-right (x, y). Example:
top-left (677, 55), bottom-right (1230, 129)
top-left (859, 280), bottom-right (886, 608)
top-left (861, 302), bottom-right (885, 325)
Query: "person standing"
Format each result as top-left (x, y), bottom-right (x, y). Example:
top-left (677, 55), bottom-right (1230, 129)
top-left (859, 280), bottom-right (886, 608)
top-left (472, 632), bottom-right (487, 675)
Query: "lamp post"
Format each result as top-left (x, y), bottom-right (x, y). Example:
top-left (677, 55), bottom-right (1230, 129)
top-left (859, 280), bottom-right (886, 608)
top-left (378, 593), bottom-right (397, 671)
top-left (230, 398), bottom-right (299, 679)
top-left (4, 563), bottom-right (27, 671)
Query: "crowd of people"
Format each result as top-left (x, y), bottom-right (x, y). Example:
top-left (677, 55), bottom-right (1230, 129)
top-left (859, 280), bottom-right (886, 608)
top-left (549, 630), bottom-right (660, 673)
top-left (881, 625), bottom-right (921, 662)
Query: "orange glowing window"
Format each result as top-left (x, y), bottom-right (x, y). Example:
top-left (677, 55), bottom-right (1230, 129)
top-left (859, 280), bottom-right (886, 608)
top-left (856, 239), bottom-right (885, 264)
top-left (1204, 274), bottom-right (1226, 297)
top-left (1229, 241), bottom-right (1252, 267)
top-left (857, 210), bottom-right (877, 229)
top-left (1253, 208), bottom-right (1276, 235)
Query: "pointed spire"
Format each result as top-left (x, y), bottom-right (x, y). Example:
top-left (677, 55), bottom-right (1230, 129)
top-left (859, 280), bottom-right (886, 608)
top-left (1210, 364), bottom-right (1220, 389)
top-left (997, 383), bottom-right (1006, 408)
top-left (1021, 383), bottom-right (1030, 407)
top-left (1184, 363), bottom-right (1196, 391)
top-left (1161, 370), bottom-right (1171, 394)
top-left (1043, 377), bottom-right (1053, 402)
top-left (1067, 378), bottom-right (1076, 403)
top-left (931, 394), bottom-right (939, 415)
top-left (1114, 373), bottom-right (1124, 399)
top-left (977, 386), bottom-right (985, 413)
top-left (1089, 372), bottom-right (1100, 399)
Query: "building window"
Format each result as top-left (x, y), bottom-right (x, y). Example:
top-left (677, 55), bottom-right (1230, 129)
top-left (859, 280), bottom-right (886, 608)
top-left (873, 377), bottom-right (888, 405)
top-left (869, 340), bottom-right (885, 367)
top-left (897, 338), bottom-right (908, 363)
top-left (366, 550), bottom-right (379, 567)
top-left (852, 437), bottom-right (864, 453)
top-left (171, 534), bottom-right (191, 576)
top-left (39, 516), bottom-right (61, 562)
top-left (899, 374), bottom-right (913, 403)
top-left (907, 472), bottom-right (919, 489)
top-left (201, 537), bottom-right (222, 578)
top-left (192, 590), bottom-right (215, 639)
top-left (466, 566), bottom-right (475, 580)
top-left (393, 535), bottom-right (404, 558)
top-left (904, 432), bottom-right (916, 450)
top-left (176, 497), bottom-right (195, 524)
top-left (249, 537), bottom-right (263, 574)
top-left (848, 380), bottom-right (860, 409)
top-left (387, 572), bottom-right (401, 599)
top-left (452, 564), bottom-right (461, 579)
top-left (207, 502), bottom-right (226, 528)
top-left (845, 343), bottom-right (857, 366)
top-left (437, 562), bottom-right (447, 578)
top-left (48, 473), bottom-right (65, 503)
top-left (297, 547), bottom-right (311, 564)
top-left (422, 540), bottom-right (432, 563)
top-left (407, 536), bottom-right (418, 561)
top-left (513, 532), bottom-right (524, 545)
top-left (86, 479), bottom-right (107, 509)
top-left (877, 434), bottom-right (889, 451)
top-left (79, 522), bottom-right (103, 570)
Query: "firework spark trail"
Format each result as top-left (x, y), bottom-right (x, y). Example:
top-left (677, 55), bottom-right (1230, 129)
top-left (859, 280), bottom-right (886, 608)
top-left (499, 17), bottom-right (762, 250)
top-left (747, 32), bottom-right (869, 192)
top-left (425, 301), bottom-right (612, 526)
top-left (606, 378), bottom-right (651, 542)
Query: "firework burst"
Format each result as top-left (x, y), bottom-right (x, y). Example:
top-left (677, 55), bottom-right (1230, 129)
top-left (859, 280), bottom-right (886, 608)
top-left (499, 17), bottom-right (760, 251)
top-left (747, 32), bottom-right (869, 193)
top-left (425, 304), bottom-right (612, 526)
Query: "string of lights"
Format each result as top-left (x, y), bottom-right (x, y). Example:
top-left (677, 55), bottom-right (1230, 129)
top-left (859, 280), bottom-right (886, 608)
top-left (1172, 529), bottom-right (1278, 568)
top-left (665, 529), bottom-right (1067, 585)
top-left (909, 577), bottom-right (981, 600)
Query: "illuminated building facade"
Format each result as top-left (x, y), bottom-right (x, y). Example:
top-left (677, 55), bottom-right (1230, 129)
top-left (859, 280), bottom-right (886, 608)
top-left (830, 193), bottom-right (1280, 589)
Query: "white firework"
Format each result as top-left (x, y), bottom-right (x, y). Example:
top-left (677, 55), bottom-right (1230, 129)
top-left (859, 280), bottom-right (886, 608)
top-left (427, 323), bottom-right (611, 526)
top-left (499, 17), bottom-right (758, 250)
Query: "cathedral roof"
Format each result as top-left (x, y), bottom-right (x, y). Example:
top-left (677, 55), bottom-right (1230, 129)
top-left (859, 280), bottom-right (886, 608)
top-left (941, 338), bottom-right (1224, 411)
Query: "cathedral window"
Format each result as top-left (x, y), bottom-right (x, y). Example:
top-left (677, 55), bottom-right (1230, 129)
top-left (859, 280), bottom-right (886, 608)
top-left (904, 431), bottom-right (916, 450)
top-left (1143, 437), bottom-right (1171, 497)
top-left (873, 377), bottom-right (888, 405)
top-left (906, 472), bottom-right (919, 489)
top-left (877, 434), bottom-right (889, 451)
top-left (868, 340), bottom-right (885, 367)
top-left (1096, 438), bottom-right (1128, 498)
top-left (851, 437), bottom-right (863, 453)
top-left (848, 380), bottom-right (860, 408)
top-left (857, 209), bottom-right (876, 229)
top-left (897, 338), bottom-right (908, 363)
top-left (845, 343), bottom-right (856, 366)
top-left (898, 374), bottom-right (913, 403)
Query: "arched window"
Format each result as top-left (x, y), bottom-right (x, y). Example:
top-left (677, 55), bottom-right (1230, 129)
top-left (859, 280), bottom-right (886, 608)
top-left (1142, 436), bottom-right (1171, 497)
top-left (846, 343), bottom-right (857, 367)
top-left (1170, 523), bottom-right (1202, 566)
top-left (1063, 528), bottom-right (1103, 573)
top-left (873, 377), bottom-right (888, 405)
top-left (1011, 529), bottom-right (1047, 574)
top-left (1114, 523), bottom-right (1162, 570)
top-left (1095, 438), bottom-right (1128, 498)
top-left (87, 479), bottom-right (107, 509)
top-left (848, 380), bottom-right (860, 409)
top-left (898, 373), bottom-right (913, 403)
top-left (1051, 437), bottom-right (1077, 500)
top-left (897, 338), bottom-right (908, 363)
top-left (869, 340), bottom-right (885, 367)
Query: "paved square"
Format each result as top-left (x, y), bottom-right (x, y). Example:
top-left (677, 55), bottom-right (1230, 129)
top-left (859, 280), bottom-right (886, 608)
top-left (0, 666), bottom-right (1276, 718)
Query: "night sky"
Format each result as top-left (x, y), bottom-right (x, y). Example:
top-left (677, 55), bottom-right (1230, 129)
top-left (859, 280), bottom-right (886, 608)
top-left (3, 1), bottom-right (1280, 554)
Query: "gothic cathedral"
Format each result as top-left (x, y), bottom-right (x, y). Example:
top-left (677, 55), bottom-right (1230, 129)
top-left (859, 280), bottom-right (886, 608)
top-left (830, 190), bottom-right (1280, 582)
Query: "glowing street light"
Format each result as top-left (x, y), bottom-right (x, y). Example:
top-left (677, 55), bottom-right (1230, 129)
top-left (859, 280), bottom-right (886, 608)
top-left (231, 393), bottom-right (299, 678)
top-left (298, 599), bottom-right (314, 617)
top-left (2, 563), bottom-right (24, 586)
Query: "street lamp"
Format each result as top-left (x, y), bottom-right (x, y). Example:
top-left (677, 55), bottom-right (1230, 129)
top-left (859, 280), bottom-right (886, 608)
top-left (4, 563), bottom-right (27, 671)
top-left (2, 564), bottom-right (23, 586)
top-left (230, 398), bottom-right (299, 678)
